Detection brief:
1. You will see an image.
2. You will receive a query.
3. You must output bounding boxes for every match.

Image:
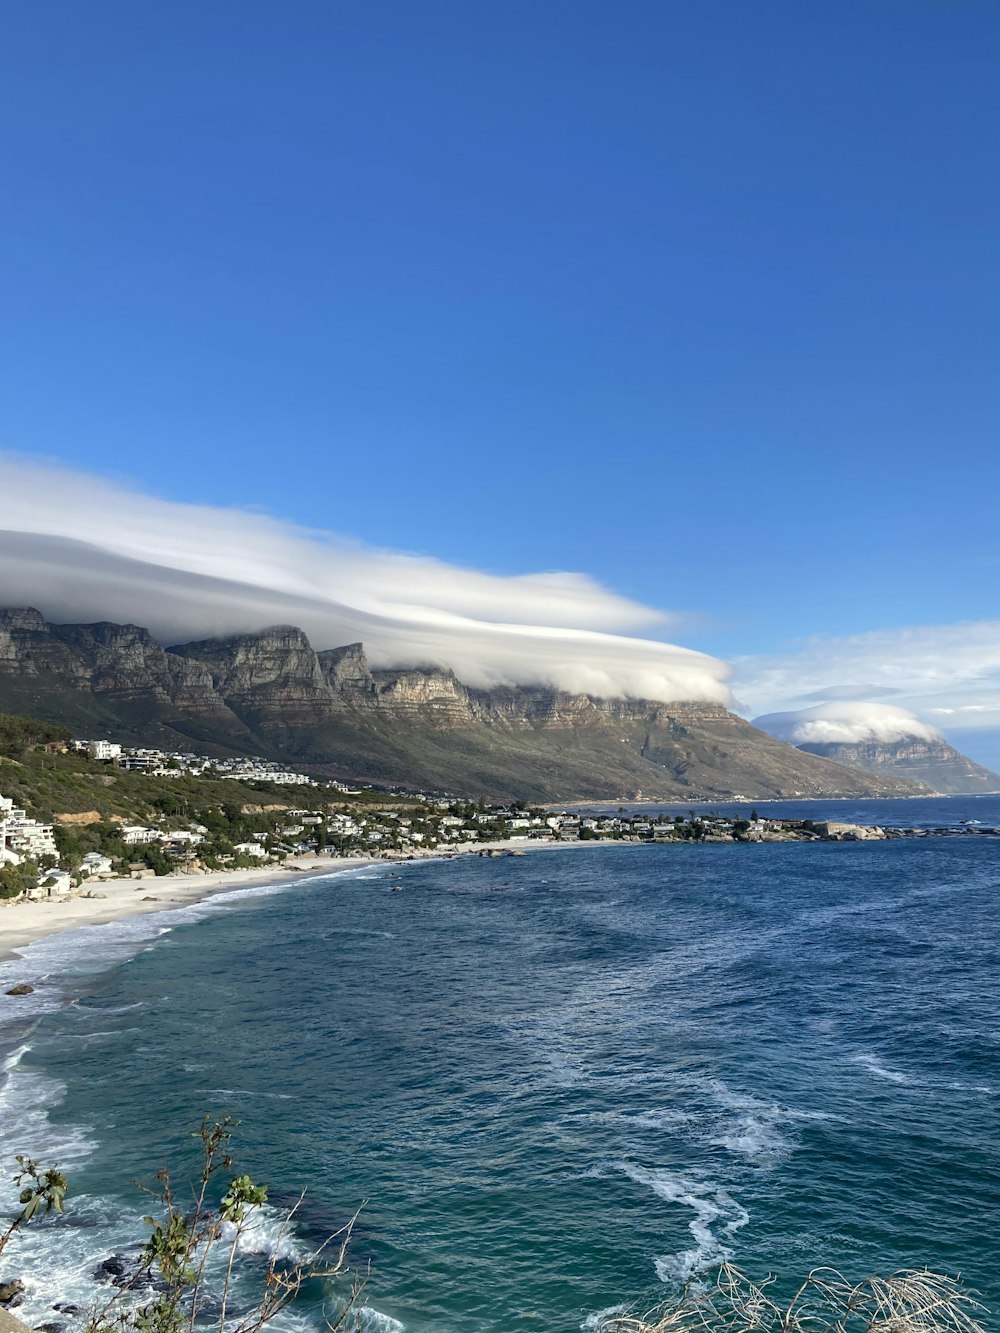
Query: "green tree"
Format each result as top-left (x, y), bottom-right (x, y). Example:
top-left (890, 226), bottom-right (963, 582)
top-left (0, 1155), bottom-right (68, 1263)
top-left (0, 860), bottom-right (40, 901)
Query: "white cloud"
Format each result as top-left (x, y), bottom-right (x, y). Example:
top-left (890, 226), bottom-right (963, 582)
top-left (0, 455), bottom-right (731, 704)
top-left (734, 621), bottom-right (1000, 732)
top-left (754, 701), bottom-right (942, 747)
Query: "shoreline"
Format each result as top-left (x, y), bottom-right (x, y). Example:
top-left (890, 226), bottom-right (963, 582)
top-left (0, 838), bottom-right (593, 967)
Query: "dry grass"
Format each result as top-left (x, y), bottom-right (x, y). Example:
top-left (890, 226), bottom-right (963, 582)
top-left (597, 1264), bottom-right (987, 1333)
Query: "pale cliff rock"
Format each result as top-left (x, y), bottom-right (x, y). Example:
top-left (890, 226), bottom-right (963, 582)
top-left (318, 642), bottom-right (376, 696)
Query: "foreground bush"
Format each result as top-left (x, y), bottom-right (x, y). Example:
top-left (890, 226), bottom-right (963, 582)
top-left (1, 1119), bottom-right (365, 1333)
top-left (598, 1262), bottom-right (987, 1333)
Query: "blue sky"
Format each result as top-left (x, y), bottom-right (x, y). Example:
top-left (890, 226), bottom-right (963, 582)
top-left (3, 3), bottom-right (1000, 760)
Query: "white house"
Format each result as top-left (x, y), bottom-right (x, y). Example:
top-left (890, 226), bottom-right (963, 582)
top-left (156, 829), bottom-right (204, 846)
top-left (88, 740), bottom-right (122, 761)
top-left (80, 852), bottom-right (114, 877)
top-left (41, 869), bottom-right (73, 896)
top-left (120, 825), bottom-right (159, 846)
top-left (233, 842), bottom-right (268, 858)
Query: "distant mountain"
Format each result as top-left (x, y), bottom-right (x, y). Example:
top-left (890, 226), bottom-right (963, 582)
top-left (753, 703), bottom-right (1000, 796)
top-left (0, 609), bottom-right (927, 802)
top-left (786, 737), bottom-right (999, 796)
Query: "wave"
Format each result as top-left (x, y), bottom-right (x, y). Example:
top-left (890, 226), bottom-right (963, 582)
top-left (0, 1043), bottom-right (96, 1170)
top-left (4, 1193), bottom-right (318, 1329)
top-left (352, 1307), bottom-right (405, 1332)
top-left (194, 1088), bottom-right (293, 1101)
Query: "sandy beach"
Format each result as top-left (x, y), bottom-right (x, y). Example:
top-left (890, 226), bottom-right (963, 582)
top-left (0, 839), bottom-right (578, 966)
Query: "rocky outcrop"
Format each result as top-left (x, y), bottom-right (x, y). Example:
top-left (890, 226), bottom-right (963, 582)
top-left (317, 642), bottom-right (376, 696)
top-left (796, 737), bottom-right (1000, 796)
top-left (0, 609), bottom-right (929, 801)
top-left (169, 627), bottom-right (334, 732)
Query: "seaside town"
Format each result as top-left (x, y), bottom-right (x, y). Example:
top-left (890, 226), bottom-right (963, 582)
top-left (2, 728), bottom-right (998, 908)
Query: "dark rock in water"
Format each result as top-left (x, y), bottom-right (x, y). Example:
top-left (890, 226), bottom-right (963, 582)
top-left (34, 1322), bottom-right (64, 1333)
top-left (0, 1279), bottom-right (25, 1307)
top-left (52, 1305), bottom-right (80, 1316)
top-left (92, 1255), bottom-right (166, 1296)
top-left (5, 984), bottom-right (34, 996)
top-left (93, 1256), bottom-right (128, 1283)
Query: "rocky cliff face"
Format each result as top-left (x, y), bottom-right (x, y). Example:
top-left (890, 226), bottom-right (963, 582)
top-left (0, 609), bottom-right (929, 800)
top-left (170, 627), bottom-right (336, 731)
top-left (797, 737), bottom-right (1000, 796)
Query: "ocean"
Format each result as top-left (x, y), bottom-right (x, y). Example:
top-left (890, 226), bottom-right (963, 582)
top-left (1, 796), bottom-right (999, 1332)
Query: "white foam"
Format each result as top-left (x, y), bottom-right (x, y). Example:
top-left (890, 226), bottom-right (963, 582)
top-left (852, 1052), bottom-right (912, 1085)
top-left (613, 1162), bottom-right (749, 1285)
top-left (353, 1308), bottom-right (405, 1333)
top-left (704, 1080), bottom-right (837, 1166)
top-left (222, 1203), bottom-right (306, 1264)
top-left (582, 1302), bottom-right (628, 1330)
top-left (0, 1044), bottom-right (96, 1172)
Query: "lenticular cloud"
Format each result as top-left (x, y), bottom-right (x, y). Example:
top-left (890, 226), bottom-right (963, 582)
top-left (0, 455), bottom-right (731, 704)
top-left (753, 701), bottom-right (942, 746)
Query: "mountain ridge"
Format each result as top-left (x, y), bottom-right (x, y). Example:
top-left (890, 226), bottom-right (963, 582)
top-left (0, 608), bottom-right (928, 801)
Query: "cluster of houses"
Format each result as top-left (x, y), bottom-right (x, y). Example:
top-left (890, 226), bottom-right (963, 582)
top-left (0, 793), bottom-right (115, 898)
top-left (72, 739), bottom-right (359, 790)
top-left (5, 728), bottom-right (909, 910)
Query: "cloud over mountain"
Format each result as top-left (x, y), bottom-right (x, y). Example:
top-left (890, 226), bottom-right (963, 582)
top-left (0, 456), bottom-right (731, 704)
top-left (734, 621), bottom-right (1000, 734)
top-left (754, 701), bottom-right (943, 747)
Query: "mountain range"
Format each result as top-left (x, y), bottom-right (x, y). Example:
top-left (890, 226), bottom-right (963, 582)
top-left (0, 607), bottom-right (929, 802)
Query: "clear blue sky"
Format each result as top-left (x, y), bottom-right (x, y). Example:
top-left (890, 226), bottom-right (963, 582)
top-left (3, 0), bottom-right (999, 661)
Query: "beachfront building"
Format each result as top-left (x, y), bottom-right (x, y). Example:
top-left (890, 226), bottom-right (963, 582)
top-left (120, 824), bottom-right (159, 846)
top-left (233, 841), bottom-right (268, 858)
top-left (80, 852), bottom-right (115, 877)
top-left (41, 869), bottom-right (73, 896)
top-left (155, 829), bottom-right (204, 847)
top-left (0, 795), bottom-right (58, 863)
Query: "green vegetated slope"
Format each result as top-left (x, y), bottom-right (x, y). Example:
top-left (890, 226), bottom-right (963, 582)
top-left (0, 710), bottom-right (423, 889)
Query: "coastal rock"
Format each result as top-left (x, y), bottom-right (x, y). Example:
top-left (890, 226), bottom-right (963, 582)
top-left (0, 1280), bottom-right (25, 1308)
top-left (4, 984), bottom-right (34, 996)
top-left (92, 1257), bottom-right (127, 1283)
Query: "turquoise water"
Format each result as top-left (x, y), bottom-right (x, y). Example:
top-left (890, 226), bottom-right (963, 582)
top-left (2, 804), bottom-right (999, 1331)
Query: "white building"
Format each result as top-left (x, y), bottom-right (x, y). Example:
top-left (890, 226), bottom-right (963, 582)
top-left (156, 829), bottom-right (204, 846)
top-left (80, 852), bottom-right (115, 877)
top-left (88, 740), bottom-right (122, 761)
top-left (119, 751), bottom-right (164, 773)
top-left (120, 825), bottom-right (159, 846)
top-left (41, 869), bottom-right (73, 896)
top-left (233, 841), bottom-right (268, 858)
top-left (0, 797), bottom-right (57, 862)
